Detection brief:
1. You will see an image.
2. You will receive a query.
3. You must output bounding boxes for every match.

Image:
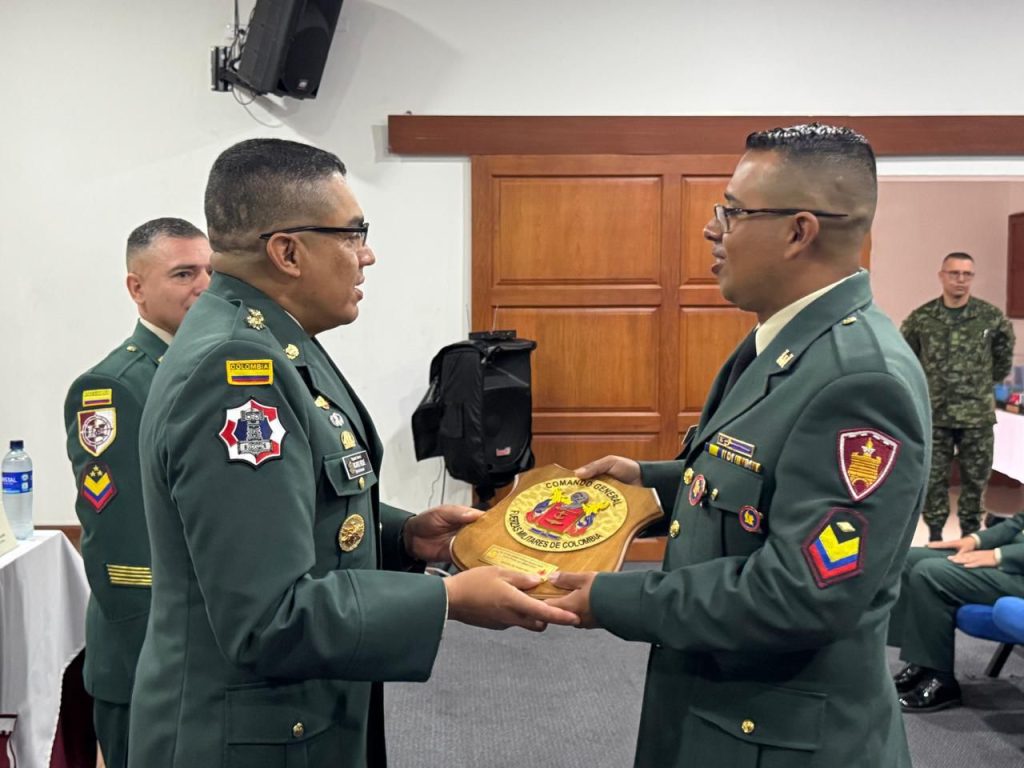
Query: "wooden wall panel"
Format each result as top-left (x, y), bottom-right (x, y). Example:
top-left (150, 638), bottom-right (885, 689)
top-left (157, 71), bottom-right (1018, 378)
top-left (682, 178), bottom-right (729, 285)
top-left (391, 115), bottom-right (1024, 157)
top-left (495, 177), bottom-right (661, 284)
top-left (495, 307), bottom-right (659, 410)
top-left (679, 308), bottom-right (756, 412)
top-left (531, 434), bottom-right (663, 469)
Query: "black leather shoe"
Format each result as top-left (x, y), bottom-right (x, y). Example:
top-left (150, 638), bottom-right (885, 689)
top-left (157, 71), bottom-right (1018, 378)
top-left (927, 526), bottom-right (943, 542)
top-left (899, 677), bottom-right (962, 712)
top-left (893, 664), bottom-right (926, 694)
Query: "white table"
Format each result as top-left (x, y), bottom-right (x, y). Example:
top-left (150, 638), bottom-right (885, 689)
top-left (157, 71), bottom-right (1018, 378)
top-left (0, 530), bottom-right (89, 768)
top-left (993, 409), bottom-right (1024, 483)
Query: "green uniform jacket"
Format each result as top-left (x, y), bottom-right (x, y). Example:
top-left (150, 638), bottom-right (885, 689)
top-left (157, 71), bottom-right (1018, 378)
top-left (591, 272), bottom-right (930, 768)
top-left (128, 274), bottom-right (447, 768)
top-left (900, 296), bottom-right (1014, 426)
top-left (63, 322), bottom-right (165, 704)
top-left (976, 512), bottom-right (1024, 574)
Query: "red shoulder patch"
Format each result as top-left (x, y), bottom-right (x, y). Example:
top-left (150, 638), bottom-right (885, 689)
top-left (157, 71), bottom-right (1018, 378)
top-left (837, 428), bottom-right (900, 502)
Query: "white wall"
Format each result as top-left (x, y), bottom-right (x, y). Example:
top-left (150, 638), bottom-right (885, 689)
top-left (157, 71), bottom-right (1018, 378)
top-left (2, 0), bottom-right (1024, 524)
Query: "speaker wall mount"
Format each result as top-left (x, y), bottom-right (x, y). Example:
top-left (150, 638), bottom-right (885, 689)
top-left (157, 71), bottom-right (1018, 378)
top-left (211, 0), bottom-right (344, 101)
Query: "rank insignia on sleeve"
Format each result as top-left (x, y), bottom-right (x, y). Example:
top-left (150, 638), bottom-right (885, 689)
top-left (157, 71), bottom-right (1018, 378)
top-left (81, 388), bottom-right (113, 407)
top-left (226, 359), bottom-right (274, 386)
top-left (80, 462), bottom-right (117, 513)
top-left (218, 399), bottom-right (287, 466)
top-left (838, 428), bottom-right (900, 502)
top-left (78, 408), bottom-right (117, 457)
top-left (803, 508), bottom-right (867, 588)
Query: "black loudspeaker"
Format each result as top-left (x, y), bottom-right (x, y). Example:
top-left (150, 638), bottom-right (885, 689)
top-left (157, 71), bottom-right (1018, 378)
top-left (237, 0), bottom-right (345, 99)
top-left (412, 332), bottom-right (537, 504)
top-left (480, 348), bottom-right (533, 480)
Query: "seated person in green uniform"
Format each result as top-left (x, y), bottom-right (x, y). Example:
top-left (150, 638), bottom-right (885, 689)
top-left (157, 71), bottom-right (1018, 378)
top-left (889, 511), bottom-right (1024, 712)
top-left (548, 124), bottom-right (930, 768)
top-left (127, 138), bottom-right (578, 768)
top-left (63, 217), bottom-right (211, 768)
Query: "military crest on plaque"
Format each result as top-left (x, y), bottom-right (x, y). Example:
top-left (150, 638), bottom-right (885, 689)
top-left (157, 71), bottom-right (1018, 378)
top-left (451, 464), bottom-right (662, 596)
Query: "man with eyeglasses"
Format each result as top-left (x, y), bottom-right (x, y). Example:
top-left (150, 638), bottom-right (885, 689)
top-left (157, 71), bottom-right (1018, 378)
top-left (127, 138), bottom-right (578, 768)
top-left (900, 252), bottom-right (1015, 542)
top-left (549, 124), bottom-right (929, 767)
top-left (62, 218), bottom-right (211, 768)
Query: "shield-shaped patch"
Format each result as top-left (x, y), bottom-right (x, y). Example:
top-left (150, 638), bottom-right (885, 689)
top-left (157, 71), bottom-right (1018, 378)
top-left (837, 428), bottom-right (900, 502)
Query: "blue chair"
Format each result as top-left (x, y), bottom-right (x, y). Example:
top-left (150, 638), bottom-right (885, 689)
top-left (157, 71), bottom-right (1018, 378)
top-left (956, 597), bottom-right (1024, 677)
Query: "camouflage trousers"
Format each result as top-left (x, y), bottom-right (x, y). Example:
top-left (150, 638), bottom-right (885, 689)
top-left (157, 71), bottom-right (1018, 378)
top-left (923, 425), bottom-right (995, 535)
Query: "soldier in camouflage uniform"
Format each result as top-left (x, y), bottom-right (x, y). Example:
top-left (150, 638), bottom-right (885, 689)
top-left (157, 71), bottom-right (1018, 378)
top-left (901, 252), bottom-right (1015, 540)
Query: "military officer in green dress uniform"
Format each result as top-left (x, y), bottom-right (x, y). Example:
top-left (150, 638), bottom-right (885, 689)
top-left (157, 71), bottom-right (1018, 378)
top-left (889, 511), bottom-right (1024, 711)
top-left (900, 252), bottom-right (1015, 540)
top-left (63, 218), bottom-right (212, 767)
top-left (550, 125), bottom-right (930, 768)
top-left (127, 138), bottom-right (578, 768)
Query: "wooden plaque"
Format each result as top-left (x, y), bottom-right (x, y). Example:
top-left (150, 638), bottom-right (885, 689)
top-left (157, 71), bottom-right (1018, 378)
top-left (451, 464), bottom-right (663, 596)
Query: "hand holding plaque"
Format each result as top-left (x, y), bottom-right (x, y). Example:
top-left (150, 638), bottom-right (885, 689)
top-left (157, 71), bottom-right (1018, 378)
top-left (451, 463), bottom-right (662, 596)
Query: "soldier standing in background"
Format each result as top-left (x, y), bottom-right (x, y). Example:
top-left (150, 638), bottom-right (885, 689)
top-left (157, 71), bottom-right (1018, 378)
top-left (901, 252), bottom-right (1015, 541)
top-left (63, 218), bottom-right (212, 767)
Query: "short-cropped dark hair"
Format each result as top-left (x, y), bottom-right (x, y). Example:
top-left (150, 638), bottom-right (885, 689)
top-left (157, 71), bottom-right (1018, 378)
top-left (745, 123), bottom-right (877, 183)
top-left (126, 217), bottom-right (206, 268)
top-left (204, 138), bottom-right (347, 252)
top-left (943, 251), bottom-right (974, 264)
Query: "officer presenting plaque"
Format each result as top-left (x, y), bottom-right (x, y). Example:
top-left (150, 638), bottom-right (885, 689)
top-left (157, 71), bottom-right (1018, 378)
top-left (451, 464), bottom-right (662, 597)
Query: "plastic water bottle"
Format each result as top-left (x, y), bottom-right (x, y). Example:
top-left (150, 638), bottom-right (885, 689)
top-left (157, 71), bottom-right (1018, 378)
top-left (2, 440), bottom-right (34, 540)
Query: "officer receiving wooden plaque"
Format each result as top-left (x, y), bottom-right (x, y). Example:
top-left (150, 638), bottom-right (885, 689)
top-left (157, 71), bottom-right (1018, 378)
top-left (451, 464), bottom-right (662, 597)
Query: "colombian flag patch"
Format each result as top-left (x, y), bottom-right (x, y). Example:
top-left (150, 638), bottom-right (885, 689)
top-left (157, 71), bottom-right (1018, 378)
top-left (226, 359), bottom-right (274, 386)
top-left (803, 508), bottom-right (867, 588)
top-left (82, 388), bottom-right (113, 407)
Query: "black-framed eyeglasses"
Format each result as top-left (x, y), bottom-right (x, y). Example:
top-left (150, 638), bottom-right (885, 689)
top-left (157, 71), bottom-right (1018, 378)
top-left (713, 204), bottom-right (848, 233)
top-left (258, 222), bottom-right (369, 248)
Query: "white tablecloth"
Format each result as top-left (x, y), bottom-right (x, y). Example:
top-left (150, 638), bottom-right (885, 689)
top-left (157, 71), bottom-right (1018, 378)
top-left (993, 409), bottom-right (1024, 483)
top-left (0, 530), bottom-right (89, 768)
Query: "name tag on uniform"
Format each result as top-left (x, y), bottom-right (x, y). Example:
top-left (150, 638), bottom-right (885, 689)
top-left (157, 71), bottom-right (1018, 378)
top-left (343, 451), bottom-right (372, 479)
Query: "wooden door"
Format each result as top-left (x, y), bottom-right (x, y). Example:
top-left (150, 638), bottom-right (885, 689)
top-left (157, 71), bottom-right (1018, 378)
top-left (472, 155), bottom-right (755, 478)
top-left (1008, 212), bottom-right (1024, 317)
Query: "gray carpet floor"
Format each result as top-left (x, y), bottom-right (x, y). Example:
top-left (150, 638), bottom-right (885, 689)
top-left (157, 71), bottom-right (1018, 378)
top-left (386, 579), bottom-right (1024, 767)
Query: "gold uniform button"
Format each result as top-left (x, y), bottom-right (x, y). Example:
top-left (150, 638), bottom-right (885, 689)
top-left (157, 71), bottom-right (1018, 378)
top-left (126, 344), bottom-right (138, 352)
top-left (669, 520), bottom-right (681, 538)
top-left (683, 467), bottom-right (694, 485)
top-left (292, 722), bottom-right (305, 738)
top-left (741, 719), bottom-right (755, 735)
top-left (358, 477), bottom-right (366, 489)
top-left (710, 488), bottom-right (719, 501)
